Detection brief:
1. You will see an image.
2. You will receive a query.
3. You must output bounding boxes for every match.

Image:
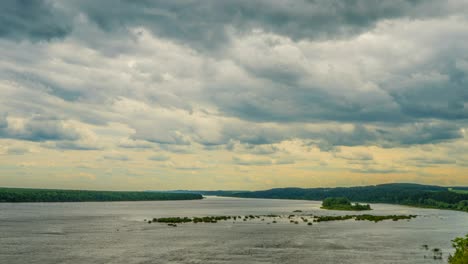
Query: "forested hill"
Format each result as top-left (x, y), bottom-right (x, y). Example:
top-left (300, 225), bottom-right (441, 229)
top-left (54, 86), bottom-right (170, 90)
top-left (0, 188), bottom-right (203, 202)
top-left (222, 183), bottom-right (468, 212)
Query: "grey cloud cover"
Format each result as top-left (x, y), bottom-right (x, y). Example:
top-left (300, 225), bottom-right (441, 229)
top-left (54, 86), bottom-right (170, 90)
top-left (0, 0), bottom-right (467, 152)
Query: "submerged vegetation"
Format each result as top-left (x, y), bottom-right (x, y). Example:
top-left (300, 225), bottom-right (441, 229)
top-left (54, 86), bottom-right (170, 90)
top-left (420, 234), bottom-right (468, 262)
top-left (315, 214), bottom-right (416, 222)
top-left (0, 187), bottom-right (203, 202)
top-left (148, 213), bottom-right (416, 226)
top-left (321, 197), bottom-right (371, 211)
top-left (153, 216), bottom-right (233, 224)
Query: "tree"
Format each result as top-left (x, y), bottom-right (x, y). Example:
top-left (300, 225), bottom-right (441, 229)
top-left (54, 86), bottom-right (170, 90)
top-left (322, 197), bottom-right (350, 207)
top-left (449, 234), bottom-right (468, 264)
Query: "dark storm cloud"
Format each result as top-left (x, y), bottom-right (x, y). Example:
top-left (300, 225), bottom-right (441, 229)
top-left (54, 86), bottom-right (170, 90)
top-left (73, 0), bottom-right (468, 50)
top-left (214, 85), bottom-right (403, 124)
top-left (3, 0), bottom-right (463, 46)
top-left (77, 1), bottom-right (404, 49)
top-left (392, 85), bottom-right (468, 121)
top-left (0, 0), bottom-right (72, 41)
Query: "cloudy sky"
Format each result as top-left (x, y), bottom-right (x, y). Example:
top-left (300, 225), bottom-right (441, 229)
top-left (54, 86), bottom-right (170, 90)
top-left (1, 0), bottom-right (467, 190)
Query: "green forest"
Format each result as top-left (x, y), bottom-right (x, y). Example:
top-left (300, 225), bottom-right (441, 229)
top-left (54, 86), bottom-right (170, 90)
top-left (0, 188), bottom-right (203, 202)
top-left (321, 197), bottom-right (371, 210)
top-left (223, 183), bottom-right (468, 212)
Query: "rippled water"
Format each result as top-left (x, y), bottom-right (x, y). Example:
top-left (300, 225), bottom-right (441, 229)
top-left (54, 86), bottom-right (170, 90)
top-left (1, 196), bottom-right (467, 263)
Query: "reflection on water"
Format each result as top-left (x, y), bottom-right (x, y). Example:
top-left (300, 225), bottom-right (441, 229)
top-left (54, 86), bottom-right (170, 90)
top-left (1, 196), bottom-right (467, 263)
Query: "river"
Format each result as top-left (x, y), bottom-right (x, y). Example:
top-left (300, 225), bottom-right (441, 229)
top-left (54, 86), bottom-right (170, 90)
top-left (1, 196), bottom-right (467, 263)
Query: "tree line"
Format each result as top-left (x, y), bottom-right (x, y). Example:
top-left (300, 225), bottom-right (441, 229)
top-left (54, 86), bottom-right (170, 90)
top-left (321, 197), bottom-right (371, 211)
top-left (0, 187), bottom-right (203, 202)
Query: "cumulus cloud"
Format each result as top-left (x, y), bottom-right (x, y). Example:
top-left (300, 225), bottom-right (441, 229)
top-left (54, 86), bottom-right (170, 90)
top-left (0, 114), bottom-right (81, 142)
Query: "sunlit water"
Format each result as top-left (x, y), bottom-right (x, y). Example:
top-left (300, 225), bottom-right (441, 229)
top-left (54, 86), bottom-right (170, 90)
top-left (1, 196), bottom-right (467, 263)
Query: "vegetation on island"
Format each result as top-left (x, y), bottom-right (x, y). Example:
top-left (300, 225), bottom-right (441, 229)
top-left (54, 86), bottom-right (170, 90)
top-left (321, 197), bottom-right (371, 211)
top-left (314, 214), bottom-right (416, 223)
top-left (0, 187), bottom-right (202, 202)
top-left (222, 183), bottom-right (468, 213)
top-left (449, 234), bottom-right (468, 264)
top-left (153, 216), bottom-right (233, 224)
top-left (148, 213), bottom-right (416, 227)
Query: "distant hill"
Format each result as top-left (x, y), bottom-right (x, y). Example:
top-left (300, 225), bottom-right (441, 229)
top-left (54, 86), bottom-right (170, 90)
top-left (222, 183), bottom-right (445, 201)
top-left (220, 183), bottom-right (468, 212)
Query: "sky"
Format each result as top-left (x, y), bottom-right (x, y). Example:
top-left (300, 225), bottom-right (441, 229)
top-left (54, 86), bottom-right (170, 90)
top-left (0, 0), bottom-right (467, 191)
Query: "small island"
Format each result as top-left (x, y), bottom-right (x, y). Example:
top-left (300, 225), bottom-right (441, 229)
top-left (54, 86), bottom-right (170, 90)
top-left (321, 197), bottom-right (371, 211)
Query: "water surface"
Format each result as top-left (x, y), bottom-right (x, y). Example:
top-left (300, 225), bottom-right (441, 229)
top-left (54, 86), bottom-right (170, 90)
top-left (1, 196), bottom-right (467, 263)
